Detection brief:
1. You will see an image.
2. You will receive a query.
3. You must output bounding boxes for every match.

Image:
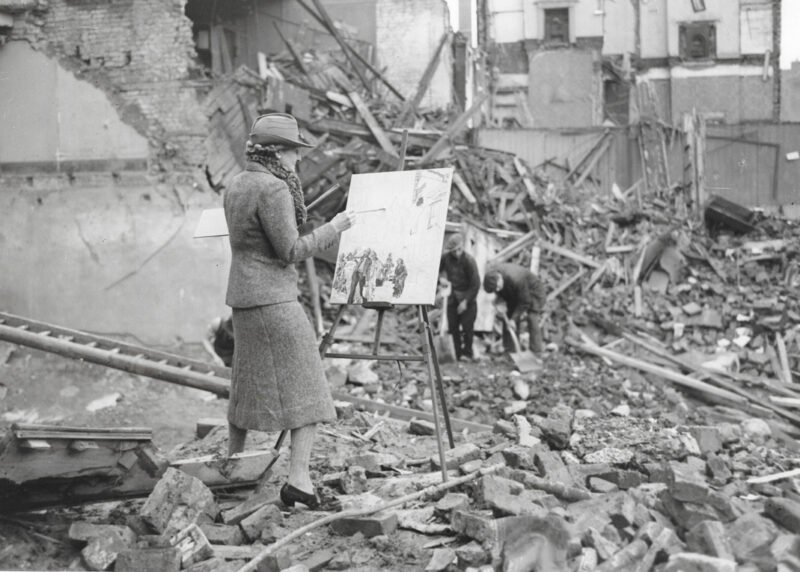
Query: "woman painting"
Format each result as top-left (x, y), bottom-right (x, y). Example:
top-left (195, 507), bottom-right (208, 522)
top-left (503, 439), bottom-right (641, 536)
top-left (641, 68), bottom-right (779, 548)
top-left (224, 113), bottom-right (356, 509)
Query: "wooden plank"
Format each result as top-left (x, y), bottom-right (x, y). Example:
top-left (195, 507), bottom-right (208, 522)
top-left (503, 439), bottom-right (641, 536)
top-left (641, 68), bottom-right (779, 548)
top-left (400, 32), bottom-right (448, 122)
top-left (347, 90), bottom-right (397, 157)
top-left (419, 93), bottom-right (489, 166)
top-left (539, 241), bottom-right (602, 269)
top-left (452, 172), bottom-right (477, 204)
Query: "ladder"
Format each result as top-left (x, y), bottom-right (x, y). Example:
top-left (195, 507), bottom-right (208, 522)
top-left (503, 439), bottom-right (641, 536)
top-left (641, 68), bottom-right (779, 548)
top-left (0, 311), bottom-right (492, 434)
top-left (0, 311), bottom-right (230, 397)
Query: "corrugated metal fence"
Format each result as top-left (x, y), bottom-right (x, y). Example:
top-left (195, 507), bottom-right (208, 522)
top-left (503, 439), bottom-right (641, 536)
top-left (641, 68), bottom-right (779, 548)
top-left (478, 124), bottom-right (800, 212)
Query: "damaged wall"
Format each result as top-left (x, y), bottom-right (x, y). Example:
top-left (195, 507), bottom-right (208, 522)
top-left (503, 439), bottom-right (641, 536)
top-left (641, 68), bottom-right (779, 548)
top-left (0, 0), bottom-right (229, 344)
top-left (5, 0), bottom-right (208, 169)
top-left (375, 0), bottom-right (452, 109)
top-left (526, 49), bottom-right (602, 128)
top-left (0, 176), bottom-right (230, 345)
top-left (781, 61), bottom-right (800, 123)
top-left (0, 41), bottom-right (149, 167)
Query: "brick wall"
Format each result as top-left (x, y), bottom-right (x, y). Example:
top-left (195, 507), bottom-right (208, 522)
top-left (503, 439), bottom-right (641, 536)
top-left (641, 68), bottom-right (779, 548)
top-left (9, 0), bottom-right (207, 172)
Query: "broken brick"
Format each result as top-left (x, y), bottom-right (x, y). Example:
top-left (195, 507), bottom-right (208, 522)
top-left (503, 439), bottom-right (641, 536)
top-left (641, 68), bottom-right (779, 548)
top-left (347, 452), bottom-right (400, 471)
top-left (478, 474), bottom-right (548, 517)
top-left (588, 477), bottom-right (618, 493)
top-left (140, 468), bottom-right (218, 535)
top-left (537, 404), bottom-right (573, 449)
top-left (686, 520), bottom-right (734, 561)
top-left (409, 419), bottom-right (435, 435)
top-left (69, 523), bottom-right (136, 545)
top-left (330, 512), bottom-right (398, 538)
top-left (220, 492), bottom-right (278, 526)
top-left (533, 449), bottom-right (575, 487)
top-left (460, 459), bottom-right (484, 474)
top-left (169, 523), bottom-right (213, 568)
top-left (340, 465), bottom-right (368, 494)
top-left (115, 547), bottom-right (182, 572)
top-left (82, 531), bottom-right (136, 571)
top-left (663, 552), bottom-right (736, 572)
top-left (706, 454), bottom-right (732, 484)
top-left (583, 527), bottom-right (619, 561)
top-left (430, 442), bottom-right (481, 471)
top-left (434, 493), bottom-right (470, 520)
top-left (595, 538), bottom-right (648, 572)
top-left (500, 444), bottom-right (535, 470)
top-left (240, 503), bottom-right (283, 542)
top-left (454, 541), bottom-right (490, 567)
top-left (199, 524), bottom-right (243, 546)
top-left (687, 426), bottom-right (723, 456)
top-left (726, 511), bottom-right (779, 562)
top-left (451, 510), bottom-right (497, 546)
top-left (764, 497), bottom-right (800, 533)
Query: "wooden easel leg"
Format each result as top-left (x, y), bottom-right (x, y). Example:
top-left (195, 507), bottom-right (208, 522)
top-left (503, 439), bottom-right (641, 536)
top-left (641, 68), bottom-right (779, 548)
top-left (421, 305), bottom-right (455, 448)
top-left (319, 304), bottom-right (348, 357)
top-left (418, 305), bottom-right (449, 482)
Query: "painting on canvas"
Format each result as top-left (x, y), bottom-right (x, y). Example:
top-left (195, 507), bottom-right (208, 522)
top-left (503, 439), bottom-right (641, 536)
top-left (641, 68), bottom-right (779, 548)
top-left (330, 168), bottom-right (454, 306)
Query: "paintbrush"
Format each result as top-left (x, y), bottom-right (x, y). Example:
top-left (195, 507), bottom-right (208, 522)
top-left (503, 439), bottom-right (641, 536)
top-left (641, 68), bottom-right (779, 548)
top-left (351, 208), bottom-right (387, 214)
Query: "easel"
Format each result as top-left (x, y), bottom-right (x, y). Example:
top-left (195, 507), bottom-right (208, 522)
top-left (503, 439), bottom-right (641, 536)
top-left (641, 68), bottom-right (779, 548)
top-left (263, 132), bottom-right (455, 487)
top-left (321, 132), bottom-right (455, 481)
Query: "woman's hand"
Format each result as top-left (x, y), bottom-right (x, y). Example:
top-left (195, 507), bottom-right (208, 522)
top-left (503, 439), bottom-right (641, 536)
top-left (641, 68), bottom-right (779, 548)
top-left (331, 211), bottom-right (357, 233)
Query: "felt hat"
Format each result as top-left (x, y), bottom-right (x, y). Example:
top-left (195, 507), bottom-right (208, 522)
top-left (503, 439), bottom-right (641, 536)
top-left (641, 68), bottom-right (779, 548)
top-left (249, 113), bottom-right (313, 148)
top-left (444, 234), bottom-right (464, 253)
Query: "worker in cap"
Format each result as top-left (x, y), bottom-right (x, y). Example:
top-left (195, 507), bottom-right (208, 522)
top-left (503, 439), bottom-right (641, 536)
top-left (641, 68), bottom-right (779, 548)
top-left (224, 112), bottom-right (357, 510)
top-left (439, 233), bottom-right (481, 361)
top-left (483, 263), bottom-right (546, 354)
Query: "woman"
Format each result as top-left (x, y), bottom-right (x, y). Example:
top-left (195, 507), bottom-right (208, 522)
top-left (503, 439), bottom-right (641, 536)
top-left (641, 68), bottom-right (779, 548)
top-left (224, 113), bottom-right (356, 509)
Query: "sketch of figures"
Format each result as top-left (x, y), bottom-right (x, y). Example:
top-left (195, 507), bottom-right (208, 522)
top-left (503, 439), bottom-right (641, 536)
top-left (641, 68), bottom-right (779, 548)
top-left (392, 258), bottom-right (407, 298)
top-left (330, 168), bottom-right (453, 305)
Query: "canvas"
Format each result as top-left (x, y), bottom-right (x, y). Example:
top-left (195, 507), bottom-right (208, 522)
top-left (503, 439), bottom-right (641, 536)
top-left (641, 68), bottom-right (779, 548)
top-left (330, 168), bottom-right (454, 306)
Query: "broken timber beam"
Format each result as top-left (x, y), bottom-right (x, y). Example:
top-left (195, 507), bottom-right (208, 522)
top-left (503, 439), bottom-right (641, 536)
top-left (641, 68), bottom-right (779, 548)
top-left (346, 89), bottom-right (398, 157)
top-left (567, 338), bottom-right (747, 405)
top-left (0, 323), bottom-right (230, 398)
top-left (418, 93), bottom-right (489, 166)
top-left (399, 32), bottom-right (449, 124)
top-left (539, 241), bottom-right (603, 269)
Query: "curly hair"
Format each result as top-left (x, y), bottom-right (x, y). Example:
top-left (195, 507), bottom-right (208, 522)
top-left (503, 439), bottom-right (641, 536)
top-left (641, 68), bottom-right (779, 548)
top-left (245, 141), bottom-right (307, 226)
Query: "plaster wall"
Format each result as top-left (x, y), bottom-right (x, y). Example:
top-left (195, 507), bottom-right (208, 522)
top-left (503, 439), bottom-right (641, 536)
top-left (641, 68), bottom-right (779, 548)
top-left (375, 0), bottom-right (452, 108)
top-left (0, 177), bottom-right (230, 345)
top-left (0, 41), bottom-right (149, 164)
top-left (781, 62), bottom-right (800, 123)
top-left (527, 49), bottom-right (598, 127)
top-left (601, 0), bottom-right (635, 56)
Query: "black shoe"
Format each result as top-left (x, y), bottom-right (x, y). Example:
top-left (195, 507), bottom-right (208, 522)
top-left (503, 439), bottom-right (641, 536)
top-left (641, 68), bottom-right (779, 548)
top-left (280, 483), bottom-right (320, 509)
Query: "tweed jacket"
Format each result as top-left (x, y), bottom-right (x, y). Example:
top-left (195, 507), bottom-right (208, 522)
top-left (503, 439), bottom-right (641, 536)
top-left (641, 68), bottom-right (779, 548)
top-left (224, 161), bottom-right (338, 308)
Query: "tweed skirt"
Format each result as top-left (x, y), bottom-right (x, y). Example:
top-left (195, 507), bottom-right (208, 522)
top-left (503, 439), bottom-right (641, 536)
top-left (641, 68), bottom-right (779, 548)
top-left (228, 302), bottom-right (336, 432)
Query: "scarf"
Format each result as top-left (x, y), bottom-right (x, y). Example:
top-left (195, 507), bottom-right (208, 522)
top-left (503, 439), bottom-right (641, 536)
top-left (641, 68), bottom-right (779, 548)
top-left (246, 147), bottom-right (307, 227)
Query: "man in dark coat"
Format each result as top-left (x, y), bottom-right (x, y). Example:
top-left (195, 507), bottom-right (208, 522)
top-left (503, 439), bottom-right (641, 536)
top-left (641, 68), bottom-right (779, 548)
top-left (483, 262), bottom-right (546, 354)
top-left (439, 234), bottom-right (481, 361)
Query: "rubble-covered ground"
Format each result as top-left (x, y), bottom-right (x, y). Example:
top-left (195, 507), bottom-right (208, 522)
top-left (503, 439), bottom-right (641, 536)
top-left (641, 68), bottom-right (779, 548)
top-left (2, 300), bottom-right (800, 572)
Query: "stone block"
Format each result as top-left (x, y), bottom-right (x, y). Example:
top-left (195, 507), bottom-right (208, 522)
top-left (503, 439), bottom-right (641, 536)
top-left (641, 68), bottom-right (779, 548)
top-left (533, 449), bottom-right (575, 487)
top-left (588, 477), bottom-right (618, 493)
top-left (434, 493), bottom-right (470, 520)
top-left (83, 530), bottom-right (136, 571)
top-left (340, 465), bottom-right (368, 494)
top-left (409, 419), bottom-right (435, 435)
top-left (140, 468), bottom-right (218, 535)
top-left (583, 447), bottom-right (634, 465)
top-left (220, 492), bottom-right (278, 525)
top-left (348, 452), bottom-right (401, 472)
top-left (460, 459), bottom-right (483, 474)
top-left (455, 541), bottom-right (489, 567)
top-left (771, 534), bottom-right (800, 570)
top-left (114, 547), bottom-right (182, 572)
top-left (333, 400), bottom-right (354, 419)
top-left (500, 445), bottom-right (535, 470)
top-left (583, 527), bottom-right (619, 561)
top-left (687, 426), bottom-right (723, 456)
top-left (425, 547), bottom-right (456, 571)
top-left (726, 511), bottom-right (779, 561)
top-left (478, 474), bottom-right (548, 517)
top-left (663, 552), bottom-right (736, 572)
top-left (195, 418), bottom-right (226, 439)
top-left (240, 503), bottom-right (284, 542)
top-left (669, 461), bottom-right (712, 504)
top-left (182, 556), bottom-right (239, 572)
top-left (330, 512), bottom-right (398, 538)
top-left (538, 404), bottom-right (573, 450)
top-left (644, 462), bottom-right (671, 483)
top-left (299, 548), bottom-right (335, 572)
top-left (595, 538), bottom-right (648, 572)
top-left (660, 494), bottom-right (721, 531)
top-left (567, 462), bottom-right (613, 487)
top-left (430, 442), bottom-right (481, 471)
top-left (574, 547), bottom-right (597, 572)
top-left (686, 520), bottom-right (734, 560)
top-left (451, 510), bottom-right (497, 546)
top-left (705, 454), bottom-right (732, 484)
top-left (765, 497), bottom-right (800, 533)
top-left (199, 524), bottom-right (243, 546)
top-left (69, 523), bottom-right (136, 545)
